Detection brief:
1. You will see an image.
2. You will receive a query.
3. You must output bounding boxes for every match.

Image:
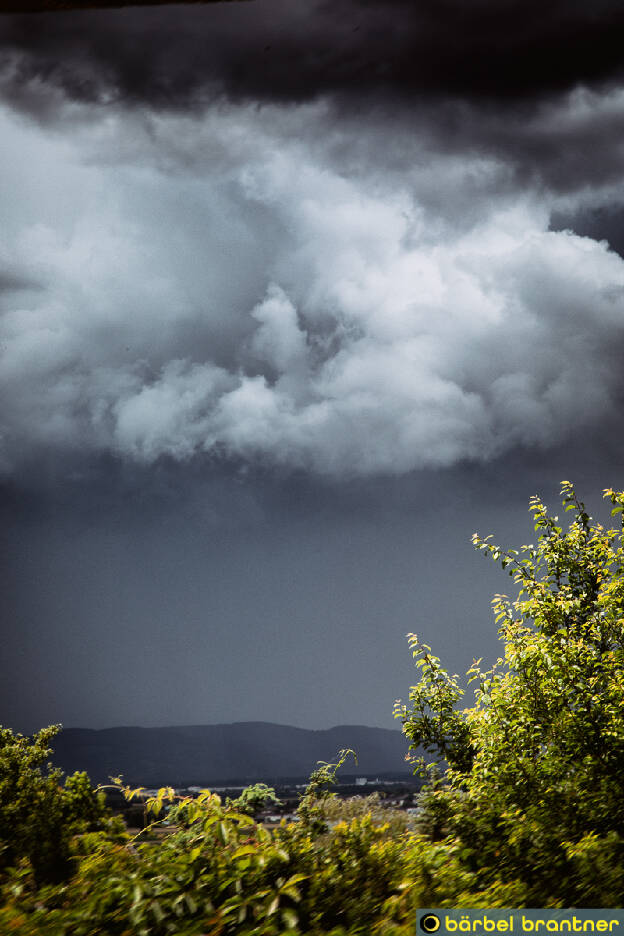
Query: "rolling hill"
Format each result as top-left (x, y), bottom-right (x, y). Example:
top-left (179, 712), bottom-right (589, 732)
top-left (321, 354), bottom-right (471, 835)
top-left (51, 721), bottom-right (414, 786)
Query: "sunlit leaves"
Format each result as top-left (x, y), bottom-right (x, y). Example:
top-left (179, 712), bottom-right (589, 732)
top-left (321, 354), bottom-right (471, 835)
top-left (397, 481), bottom-right (624, 905)
top-left (0, 726), bottom-right (112, 885)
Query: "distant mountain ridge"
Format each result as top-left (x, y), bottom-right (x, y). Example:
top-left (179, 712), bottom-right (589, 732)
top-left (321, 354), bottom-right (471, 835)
top-left (51, 722), bottom-right (414, 786)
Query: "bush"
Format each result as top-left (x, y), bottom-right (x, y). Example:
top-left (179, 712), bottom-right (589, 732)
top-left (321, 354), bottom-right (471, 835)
top-left (0, 789), bottom-right (418, 935)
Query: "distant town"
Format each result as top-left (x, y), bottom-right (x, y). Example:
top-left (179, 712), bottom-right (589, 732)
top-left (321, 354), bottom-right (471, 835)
top-left (103, 773), bottom-right (423, 829)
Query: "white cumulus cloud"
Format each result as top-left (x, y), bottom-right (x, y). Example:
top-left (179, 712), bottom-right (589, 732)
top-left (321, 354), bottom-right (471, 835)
top-left (1, 98), bottom-right (624, 478)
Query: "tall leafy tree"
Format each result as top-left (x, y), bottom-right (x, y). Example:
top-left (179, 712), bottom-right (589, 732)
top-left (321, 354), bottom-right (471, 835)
top-left (396, 482), bottom-right (624, 904)
top-left (0, 725), bottom-right (110, 884)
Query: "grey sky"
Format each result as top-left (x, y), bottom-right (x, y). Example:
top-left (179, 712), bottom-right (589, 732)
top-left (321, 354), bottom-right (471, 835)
top-left (1, 0), bottom-right (623, 734)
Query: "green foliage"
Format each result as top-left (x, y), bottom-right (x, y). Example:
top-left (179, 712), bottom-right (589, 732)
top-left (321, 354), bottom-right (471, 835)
top-left (0, 725), bottom-right (111, 885)
top-left (297, 749), bottom-right (356, 833)
top-left (396, 481), bottom-right (624, 905)
top-left (227, 783), bottom-right (280, 818)
top-left (0, 783), bottom-right (422, 935)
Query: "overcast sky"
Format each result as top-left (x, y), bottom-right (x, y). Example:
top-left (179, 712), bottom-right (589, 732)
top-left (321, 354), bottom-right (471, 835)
top-left (1, 0), bottom-right (624, 735)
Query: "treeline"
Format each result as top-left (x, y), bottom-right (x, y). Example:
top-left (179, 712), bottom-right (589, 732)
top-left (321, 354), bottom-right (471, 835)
top-left (2, 482), bottom-right (624, 933)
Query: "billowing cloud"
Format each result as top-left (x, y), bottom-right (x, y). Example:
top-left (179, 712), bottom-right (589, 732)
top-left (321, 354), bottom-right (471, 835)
top-left (1, 98), bottom-right (624, 480)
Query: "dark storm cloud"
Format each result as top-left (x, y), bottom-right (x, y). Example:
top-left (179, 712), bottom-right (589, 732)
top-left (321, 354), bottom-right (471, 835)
top-left (2, 0), bottom-right (624, 202)
top-left (2, 0), bottom-right (624, 113)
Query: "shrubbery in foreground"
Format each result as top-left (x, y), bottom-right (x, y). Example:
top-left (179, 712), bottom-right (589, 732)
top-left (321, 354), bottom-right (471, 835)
top-left (1, 482), bottom-right (624, 933)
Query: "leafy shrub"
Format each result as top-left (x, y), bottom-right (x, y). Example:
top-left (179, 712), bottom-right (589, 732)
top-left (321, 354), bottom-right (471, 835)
top-left (0, 790), bottom-right (418, 934)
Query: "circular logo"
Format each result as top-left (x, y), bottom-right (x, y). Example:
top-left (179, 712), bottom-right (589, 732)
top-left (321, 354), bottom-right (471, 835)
top-left (420, 914), bottom-right (441, 933)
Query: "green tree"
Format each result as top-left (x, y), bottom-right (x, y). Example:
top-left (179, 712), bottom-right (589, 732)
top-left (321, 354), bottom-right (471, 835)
top-left (0, 725), bottom-right (110, 884)
top-left (395, 482), bottom-right (624, 905)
